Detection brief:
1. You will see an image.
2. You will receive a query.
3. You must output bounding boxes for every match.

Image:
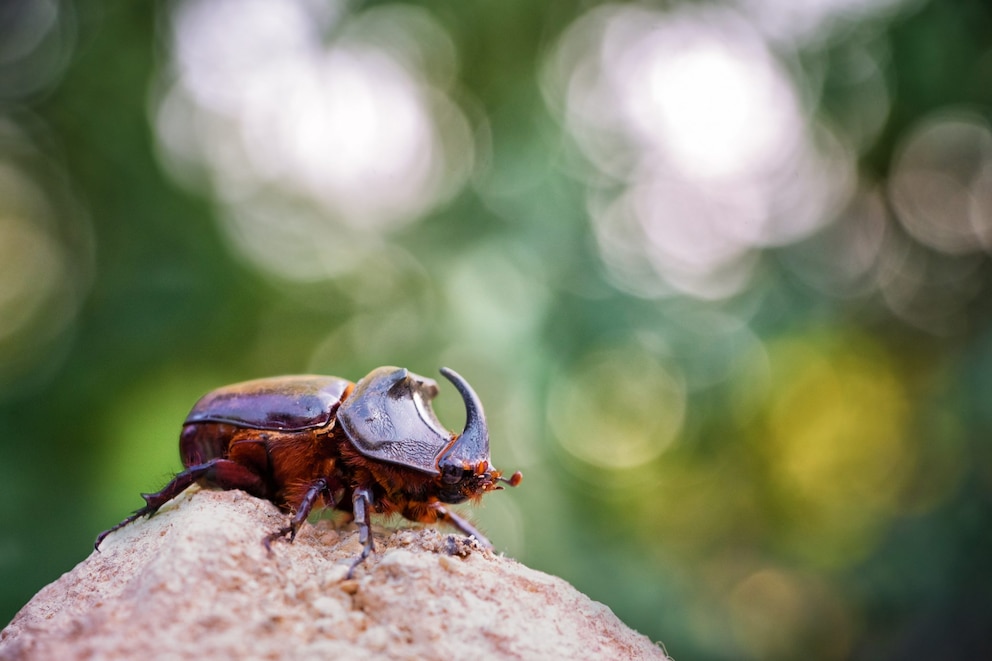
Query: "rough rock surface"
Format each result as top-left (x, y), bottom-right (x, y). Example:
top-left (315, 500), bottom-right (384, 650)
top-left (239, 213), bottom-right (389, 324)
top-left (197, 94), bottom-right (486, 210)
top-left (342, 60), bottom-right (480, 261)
top-left (0, 488), bottom-right (668, 660)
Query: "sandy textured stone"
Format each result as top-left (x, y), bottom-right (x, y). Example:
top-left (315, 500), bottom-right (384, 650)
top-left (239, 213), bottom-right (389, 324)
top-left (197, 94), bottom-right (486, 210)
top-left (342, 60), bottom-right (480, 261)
top-left (0, 488), bottom-right (668, 660)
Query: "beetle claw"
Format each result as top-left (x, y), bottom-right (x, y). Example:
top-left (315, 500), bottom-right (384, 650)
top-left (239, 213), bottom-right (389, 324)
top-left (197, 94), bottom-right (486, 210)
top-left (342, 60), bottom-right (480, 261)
top-left (263, 477), bottom-right (330, 552)
top-left (94, 507), bottom-right (154, 550)
top-left (262, 525), bottom-right (294, 552)
top-left (432, 503), bottom-right (494, 550)
top-left (345, 549), bottom-right (369, 579)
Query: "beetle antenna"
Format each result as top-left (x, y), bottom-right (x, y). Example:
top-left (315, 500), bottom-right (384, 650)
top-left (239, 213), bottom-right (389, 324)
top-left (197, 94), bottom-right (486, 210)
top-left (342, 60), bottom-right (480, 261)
top-left (498, 471), bottom-right (523, 488)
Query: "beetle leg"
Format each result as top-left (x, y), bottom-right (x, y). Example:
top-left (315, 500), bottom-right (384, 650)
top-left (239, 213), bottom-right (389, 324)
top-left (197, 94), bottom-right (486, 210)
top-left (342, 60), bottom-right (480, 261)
top-left (347, 486), bottom-right (375, 578)
top-left (94, 510), bottom-right (149, 549)
top-left (263, 477), bottom-right (330, 551)
top-left (95, 458), bottom-right (270, 550)
top-left (432, 503), bottom-right (493, 550)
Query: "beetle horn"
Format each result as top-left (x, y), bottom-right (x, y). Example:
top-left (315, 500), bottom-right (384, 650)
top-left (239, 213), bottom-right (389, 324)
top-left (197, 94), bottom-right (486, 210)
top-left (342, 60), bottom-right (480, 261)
top-left (438, 367), bottom-right (489, 469)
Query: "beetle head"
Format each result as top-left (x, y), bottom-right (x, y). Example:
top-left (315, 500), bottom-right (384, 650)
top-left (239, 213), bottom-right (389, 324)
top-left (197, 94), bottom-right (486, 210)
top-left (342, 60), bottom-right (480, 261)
top-left (434, 368), bottom-right (520, 504)
top-left (338, 366), bottom-right (521, 501)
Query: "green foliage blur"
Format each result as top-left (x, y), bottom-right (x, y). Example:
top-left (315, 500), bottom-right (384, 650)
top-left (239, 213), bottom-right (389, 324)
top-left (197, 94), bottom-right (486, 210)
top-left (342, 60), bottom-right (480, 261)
top-left (2, 0), bottom-right (992, 658)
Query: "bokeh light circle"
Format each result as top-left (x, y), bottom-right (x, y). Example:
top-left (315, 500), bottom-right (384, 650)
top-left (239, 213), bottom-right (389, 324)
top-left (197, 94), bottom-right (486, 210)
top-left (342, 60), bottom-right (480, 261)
top-left (548, 344), bottom-right (686, 470)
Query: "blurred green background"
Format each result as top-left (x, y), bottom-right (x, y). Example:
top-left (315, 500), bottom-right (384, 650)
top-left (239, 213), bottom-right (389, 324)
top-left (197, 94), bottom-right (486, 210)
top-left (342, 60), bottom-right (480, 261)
top-left (2, 0), bottom-right (991, 658)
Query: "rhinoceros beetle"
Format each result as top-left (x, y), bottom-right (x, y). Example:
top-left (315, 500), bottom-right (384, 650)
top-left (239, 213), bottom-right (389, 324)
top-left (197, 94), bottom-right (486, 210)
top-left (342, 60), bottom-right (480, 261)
top-left (96, 366), bottom-right (522, 575)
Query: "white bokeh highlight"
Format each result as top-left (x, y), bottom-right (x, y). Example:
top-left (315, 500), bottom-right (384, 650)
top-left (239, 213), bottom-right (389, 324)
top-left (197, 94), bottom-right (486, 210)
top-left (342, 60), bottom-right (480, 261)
top-left (543, 5), bottom-right (857, 299)
top-left (155, 0), bottom-right (474, 280)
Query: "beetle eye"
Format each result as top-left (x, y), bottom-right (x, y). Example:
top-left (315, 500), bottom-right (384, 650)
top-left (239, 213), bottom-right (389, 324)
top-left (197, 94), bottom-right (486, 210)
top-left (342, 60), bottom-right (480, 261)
top-left (441, 463), bottom-right (462, 485)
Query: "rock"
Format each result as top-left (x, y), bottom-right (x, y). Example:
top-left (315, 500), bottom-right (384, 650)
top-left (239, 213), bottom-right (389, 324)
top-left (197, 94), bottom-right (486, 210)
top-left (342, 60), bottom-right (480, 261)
top-left (0, 488), bottom-right (669, 660)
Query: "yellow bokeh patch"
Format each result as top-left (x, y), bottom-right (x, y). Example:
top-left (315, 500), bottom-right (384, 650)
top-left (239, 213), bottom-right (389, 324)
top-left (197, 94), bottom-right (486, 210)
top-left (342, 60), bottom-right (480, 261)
top-left (764, 333), bottom-right (915, 565)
